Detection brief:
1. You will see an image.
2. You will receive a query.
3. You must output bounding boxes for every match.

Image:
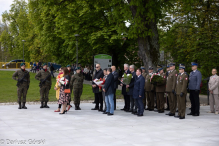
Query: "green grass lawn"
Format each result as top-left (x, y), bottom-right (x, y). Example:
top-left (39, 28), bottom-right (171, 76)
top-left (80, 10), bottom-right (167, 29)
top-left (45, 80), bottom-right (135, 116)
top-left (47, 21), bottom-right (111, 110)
top-left (0, 71), bottom-right (123, 103)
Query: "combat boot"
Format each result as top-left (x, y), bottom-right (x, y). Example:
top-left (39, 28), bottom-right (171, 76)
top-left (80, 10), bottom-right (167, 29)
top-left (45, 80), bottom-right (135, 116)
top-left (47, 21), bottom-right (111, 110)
top-left (40, 102), bottom-right (44, 108)
top-left (77, 104), bottom-right (81, 110)
top-left (18, 102), bottom-right (22, 109)
top-left (75, 104), bottom-right (78, 110)
top-left (44, 102), bottom-right (50, 108)
top-left (22, 102), bottom-right (27, 109)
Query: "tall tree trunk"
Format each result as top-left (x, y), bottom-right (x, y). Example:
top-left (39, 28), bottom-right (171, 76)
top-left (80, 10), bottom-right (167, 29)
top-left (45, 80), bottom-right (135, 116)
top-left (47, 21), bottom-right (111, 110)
top-left (128, 0), bottom-right (160, 73)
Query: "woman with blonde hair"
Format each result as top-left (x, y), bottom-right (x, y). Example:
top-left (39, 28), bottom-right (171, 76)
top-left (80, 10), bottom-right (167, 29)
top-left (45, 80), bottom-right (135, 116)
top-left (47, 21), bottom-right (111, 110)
top-left (54, 67), bottom-right (63, 112)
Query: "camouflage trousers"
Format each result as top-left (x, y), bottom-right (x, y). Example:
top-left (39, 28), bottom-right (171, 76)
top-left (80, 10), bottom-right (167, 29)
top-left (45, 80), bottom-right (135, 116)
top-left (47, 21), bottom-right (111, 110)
top-left (73, 88), bottom-right (83, 105)
top-left (40, 86), bottom-right (50, 102)
top-left (17, 86), bottom-right (28, 103)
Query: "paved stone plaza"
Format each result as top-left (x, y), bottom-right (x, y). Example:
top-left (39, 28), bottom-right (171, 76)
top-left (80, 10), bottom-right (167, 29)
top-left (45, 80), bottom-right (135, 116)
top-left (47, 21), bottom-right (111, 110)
top-left (0, 102), bottom-right (218, 146)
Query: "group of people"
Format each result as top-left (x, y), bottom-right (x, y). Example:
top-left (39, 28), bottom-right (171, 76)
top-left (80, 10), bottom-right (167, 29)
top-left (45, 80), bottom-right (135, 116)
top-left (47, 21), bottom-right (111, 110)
top-left (12, 61), bottom-right (219, 119)
top-left (12, 63), bottom-right (84, 115)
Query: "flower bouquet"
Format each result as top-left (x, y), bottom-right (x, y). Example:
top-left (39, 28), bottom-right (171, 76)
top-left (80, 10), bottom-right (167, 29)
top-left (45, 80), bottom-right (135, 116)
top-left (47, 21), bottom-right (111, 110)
top-left (57, 77), bottom-right (69, 87)
top-left (121, 73), bottom-right (132, 92)
top-left (150, 73), bottom-right (163, 85)
top-left (93, 78), bottom-right (106, 91)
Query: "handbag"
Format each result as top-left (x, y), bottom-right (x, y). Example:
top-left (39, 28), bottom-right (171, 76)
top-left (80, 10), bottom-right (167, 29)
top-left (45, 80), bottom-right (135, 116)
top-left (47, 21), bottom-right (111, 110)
top-left (64, 89), bottom-right (70, 94)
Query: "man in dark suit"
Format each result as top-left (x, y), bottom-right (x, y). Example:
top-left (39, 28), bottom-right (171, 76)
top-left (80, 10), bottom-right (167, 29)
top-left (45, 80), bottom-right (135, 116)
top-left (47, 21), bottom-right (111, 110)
top-left (120, 64), bottom-right (131, 111)
top-left (103, 68), bottom-right (115, 115)
top-left (127, 65), bottom-right (137, 113)
top-left (91, 64), bottom-right (104, 111)
top-left (188, 62), bottom-right (202, 116)
top-left (133, 68), bottom-right (145, 116)
top-left (111, 66), bottom-right (119, 110)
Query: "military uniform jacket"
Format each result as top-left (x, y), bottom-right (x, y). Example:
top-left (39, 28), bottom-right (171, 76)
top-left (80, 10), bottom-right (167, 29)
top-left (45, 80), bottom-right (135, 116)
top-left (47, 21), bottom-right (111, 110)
top-left (145, 73), bottom-right (153, 92)
top-left (12, 69), bottom-right (30, 87)
top-left (175, 72), bottom-right (188, 95)
top-left (70, 73), bottom-right (84, 89)
top-left (142, 72), bottom-right (147, 79)
top-left (188, 70), bottom-right (202, 90)
top-left (35, 70), bottom-right (52, 87)
top-left (156, 73), bottom-right (166, 93)
top-left (166, 69), bottom-right (178, 92)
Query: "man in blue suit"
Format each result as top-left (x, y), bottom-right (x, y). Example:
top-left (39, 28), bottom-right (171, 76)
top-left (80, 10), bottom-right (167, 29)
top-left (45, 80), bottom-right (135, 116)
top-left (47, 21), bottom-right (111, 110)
top-left (133, 68), bottom-right (145, 116)
top-left (188, 62), bottom-right (202, 116)
top-left (103, 68), bottom-right (115, 116)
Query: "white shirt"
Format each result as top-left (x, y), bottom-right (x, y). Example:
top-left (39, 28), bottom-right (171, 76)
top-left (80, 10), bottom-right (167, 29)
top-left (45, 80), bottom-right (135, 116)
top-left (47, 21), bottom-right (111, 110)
top-left (193, 70), bottom-right (197, 72)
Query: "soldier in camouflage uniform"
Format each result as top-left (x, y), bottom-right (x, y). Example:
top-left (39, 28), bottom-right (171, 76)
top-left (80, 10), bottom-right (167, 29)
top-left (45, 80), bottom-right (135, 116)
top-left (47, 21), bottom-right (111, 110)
top-left (35, 63), bottom-right (52, 108)
top-left (70, 67), bottom-right (84, 110)
top-left (175, 64), bottom-right (188, 119)
top-left (12, 63), bottom-right (30, 109)
top-left (165, 63), bottom-right (178, 116)
top-left (155, 67), bottom-right (166, 113)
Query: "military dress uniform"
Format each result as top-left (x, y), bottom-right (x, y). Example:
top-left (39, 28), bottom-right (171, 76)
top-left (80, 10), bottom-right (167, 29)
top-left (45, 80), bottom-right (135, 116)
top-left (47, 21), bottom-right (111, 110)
top-left (175, 64), bottom-right (188, 119)
top-left (12, 63), bottom-right (30, 109)
top-left (35, 64), bottom-right (52, 108)
top-left (166, 63), bottom-right (178, 116)
top-left (188, 62), bottom-right (202, 116)
top-left (70, 70), bottom-right (84, 110)
top-left (144, 72), bottom-right (154, 110)
top-left (155, 70), bottom-right (166, 113)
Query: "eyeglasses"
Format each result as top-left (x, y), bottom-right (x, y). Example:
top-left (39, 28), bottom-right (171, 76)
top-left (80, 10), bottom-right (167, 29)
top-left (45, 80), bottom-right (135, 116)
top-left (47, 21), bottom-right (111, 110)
top-left (96, 67), bottom-right (99, 68)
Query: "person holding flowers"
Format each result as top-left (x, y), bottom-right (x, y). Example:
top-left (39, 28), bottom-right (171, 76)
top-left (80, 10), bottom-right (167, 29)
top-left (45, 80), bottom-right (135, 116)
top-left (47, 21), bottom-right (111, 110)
top-left (57, 67), bottom-right (71, 114)
top-left (153, 66), bottom-right (166, 113)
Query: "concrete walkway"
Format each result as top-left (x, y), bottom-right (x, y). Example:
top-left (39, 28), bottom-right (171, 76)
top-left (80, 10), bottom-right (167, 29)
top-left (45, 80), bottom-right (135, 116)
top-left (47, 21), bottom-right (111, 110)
top-left (0, 102), bottom-right (218, 146)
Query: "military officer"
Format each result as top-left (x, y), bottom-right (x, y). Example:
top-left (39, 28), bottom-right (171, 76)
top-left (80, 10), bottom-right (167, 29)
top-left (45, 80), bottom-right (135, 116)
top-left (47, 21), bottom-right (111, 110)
top-left (165, 63), bottom-right (178, 116)
top-left (175, 64), bottom-right (188, 119)
top-left (141, 67), bottom-right (147, 79)
top-left (35, 63), bottom-right (52, 108)
top-left (144, 66), bottom-right (155, 111)
top-left (12, 63), bottom-right (30, 109)
top-left (70, 67), bottom-right (84, 110)
top-left (187, 62), bottom-right (202, 116)
top-left (155, 67), bottom-right (166, 113)
top-left (165, 65), bottom-right (170, 110)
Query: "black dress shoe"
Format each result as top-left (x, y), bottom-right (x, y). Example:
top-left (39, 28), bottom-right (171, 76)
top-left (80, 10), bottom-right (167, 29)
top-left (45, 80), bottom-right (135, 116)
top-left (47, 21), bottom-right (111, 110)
top-left (174, 115), bottom-right (180, 118)
top-left (154, 110), bottom-right (159, 112)
top-left (169, 113), bottom-right (175, 116)
top-left (158, 111), bottom-right (164, 113)
top-left (132, 111), bottom-right (137, 114)
top-left (128, 109), bottom-right (133, 112)
top-left (166, 112), bottom-right (171, 115)
top-left (91, 108), bottom-right (99, 110)
top-left (179, 116), bottom-right (185, 119)
top-left (187, 112), bottom-right (194, 115)
top-left (134, 113), bottom-right (139, 115)
top-left (92, 102), bottom-right (96, 104)
top-left (145, 108), bottom-right (149, 110)
top-left (149, 109), bottom-right (154, 111)
top-left (192, 113), bottom-right (199, 116)
top-left (137, 114), bottom-right (143, 117)
top-left (107, 113), bottom-right (114, 116)
top-left (98, 109), bottom-right (103, 112)
top-left (103, 112), bottom-right (108, 114)
top-left (120, 108), bottom-right (125, 110)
